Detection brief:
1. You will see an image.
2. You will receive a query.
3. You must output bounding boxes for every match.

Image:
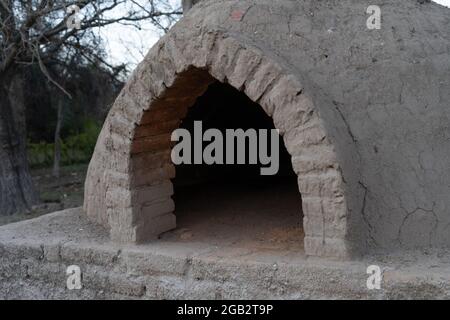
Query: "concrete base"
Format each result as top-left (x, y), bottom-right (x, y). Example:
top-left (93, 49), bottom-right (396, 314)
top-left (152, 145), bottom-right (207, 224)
top-left (1, 208), bottom-right (450, 299)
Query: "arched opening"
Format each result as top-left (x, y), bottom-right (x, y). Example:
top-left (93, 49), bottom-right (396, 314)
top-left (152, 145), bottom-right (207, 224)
top-left (161, 81), bottom-right (304, 251)
top-left (85, 37), bottom-right (351, 258)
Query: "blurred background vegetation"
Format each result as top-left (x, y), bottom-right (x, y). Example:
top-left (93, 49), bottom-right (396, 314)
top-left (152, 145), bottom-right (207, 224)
top-left (28, 119), bottom-right (101, 168)
top-left (0, 61), bottom-right (123, 224)
top-left (0, 0), bottom-right (183, 220)
top-left (24, 62), bottom-right (122, 169)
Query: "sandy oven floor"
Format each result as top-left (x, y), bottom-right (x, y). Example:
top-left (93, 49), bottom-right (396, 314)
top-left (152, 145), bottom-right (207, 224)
top-left (161, 177), bottom-right (305, 253)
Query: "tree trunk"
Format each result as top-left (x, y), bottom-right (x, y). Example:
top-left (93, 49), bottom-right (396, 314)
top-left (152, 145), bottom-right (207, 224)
top-left (53, 98), bottom-right (63, 178)
top-left (0, 72), bottom-right (39, 215)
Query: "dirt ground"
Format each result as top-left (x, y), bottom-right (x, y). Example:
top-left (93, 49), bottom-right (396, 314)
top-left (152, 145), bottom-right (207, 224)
top-left (0, 164), bottom-right (87, 226)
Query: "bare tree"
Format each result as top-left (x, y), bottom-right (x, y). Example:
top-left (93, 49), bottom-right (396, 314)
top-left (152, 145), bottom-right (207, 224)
top-left (0, 0), bottom-right (182, 215)
top-left (52, 87), bottom-right (64, 179)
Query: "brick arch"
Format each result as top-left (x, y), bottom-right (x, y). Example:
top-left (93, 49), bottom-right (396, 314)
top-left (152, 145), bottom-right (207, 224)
top-left (84, 31), bottom-right (349, 258)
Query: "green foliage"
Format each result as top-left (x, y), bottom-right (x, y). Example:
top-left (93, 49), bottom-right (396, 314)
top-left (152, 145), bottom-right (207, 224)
top-left (28, 120), bottom-right (101, 168)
